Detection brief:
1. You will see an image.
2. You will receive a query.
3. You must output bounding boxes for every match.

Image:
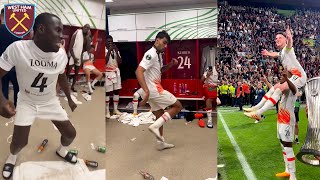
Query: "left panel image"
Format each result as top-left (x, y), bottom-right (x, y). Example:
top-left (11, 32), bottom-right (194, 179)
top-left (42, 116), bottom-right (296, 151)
top-left (0, 0), bottom-right (106, 179)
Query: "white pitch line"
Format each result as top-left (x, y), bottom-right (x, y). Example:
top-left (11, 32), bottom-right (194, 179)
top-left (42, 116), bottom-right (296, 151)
top-left (218, 112), bottom-right (257, 180)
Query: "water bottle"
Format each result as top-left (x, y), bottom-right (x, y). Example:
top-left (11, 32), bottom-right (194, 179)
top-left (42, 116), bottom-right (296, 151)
top-left (181, 83), bottom-right (185, 94)
top-left (179, 83), bottom-right (182, 94)
top-left (185, 83), bottom-right (188, 93)
top-left (173, 82), bottom-right (177, 94)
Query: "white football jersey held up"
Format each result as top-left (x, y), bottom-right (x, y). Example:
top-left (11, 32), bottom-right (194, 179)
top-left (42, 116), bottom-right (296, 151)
top-left (203, 67), bottom-right (219, 85)
top-left (139, 46), bottom-right (164, 99)
top-left (0, 40), bottom-right (68, 104)
top-left (105, 48), bottom-right (120, 71)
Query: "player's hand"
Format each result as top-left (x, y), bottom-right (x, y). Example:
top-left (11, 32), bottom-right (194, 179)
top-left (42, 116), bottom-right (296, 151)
top-left (0, 99), bottom-right (16, 118)
top-left (171, 58), bottom-right (178, 65)
top-left (286, 25), bottom-right (293, 40)
top-left (68, 100), bottom-right (77, 112)
top-left (139, 91), bottom-right (149, 107)
top-left (261, 49), bottom-right (269, 56)
top-left (207, 71), bottom-right (213, 77)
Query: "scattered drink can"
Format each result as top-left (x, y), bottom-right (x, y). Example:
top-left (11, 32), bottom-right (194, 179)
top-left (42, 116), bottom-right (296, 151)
top-left (97, 146), bottom-right (106, 153)
top-left (139, 171), bottom-right (154, 180)
top-left (85, 160), bottom-right (98, 168)
top-left (69, 149), bottom-right (78, 156)
top-left (38, 139), bottom-right (48, 152)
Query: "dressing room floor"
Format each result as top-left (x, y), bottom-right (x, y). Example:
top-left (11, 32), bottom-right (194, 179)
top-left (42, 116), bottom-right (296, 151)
top-left (0, 86), bottom-right (106, 180)
top-left (106, 111), bottom-right (217, 180)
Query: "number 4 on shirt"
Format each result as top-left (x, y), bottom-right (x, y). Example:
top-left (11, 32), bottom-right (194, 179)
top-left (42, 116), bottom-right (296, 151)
top-left (31, 73), bottom-right (48, 92)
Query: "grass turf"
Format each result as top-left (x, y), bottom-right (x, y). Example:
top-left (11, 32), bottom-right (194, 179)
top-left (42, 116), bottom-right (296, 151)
top-left (217, 106), bottom-right (320, 180)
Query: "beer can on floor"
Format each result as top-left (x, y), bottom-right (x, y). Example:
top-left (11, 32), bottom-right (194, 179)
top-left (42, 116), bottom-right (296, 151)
top-left (85, 160), bottom-right (98, 168)
top-left (97, 146), bottom-right (106, 153)
top-left (69, 149), bottom-right (78, 156)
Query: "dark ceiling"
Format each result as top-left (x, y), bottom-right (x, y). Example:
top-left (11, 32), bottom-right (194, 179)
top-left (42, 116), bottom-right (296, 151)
top-left (224, 0), bottom-right (320, 10)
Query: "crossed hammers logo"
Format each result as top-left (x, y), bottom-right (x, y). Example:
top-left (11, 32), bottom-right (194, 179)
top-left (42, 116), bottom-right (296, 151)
top-left (10, 12), bottom-right (30, 31)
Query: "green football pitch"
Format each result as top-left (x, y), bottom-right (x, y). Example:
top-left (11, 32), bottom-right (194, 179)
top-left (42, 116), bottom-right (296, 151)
top-left (217, 106), bottom-right (320, 180)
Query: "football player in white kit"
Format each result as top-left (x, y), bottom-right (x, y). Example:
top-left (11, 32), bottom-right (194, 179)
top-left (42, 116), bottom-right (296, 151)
top-left (66, 24), bottom-right (91, 92)
top-left (201, 65), bottom-right (219, 128)
top-left (0, 13), bottom-right (77, 179)
top-left (275, 70), bottom-right (298, 180)
top-left (244, 26), bottom-right (307, 122)
top-left (82, 44), bottom-right (103, 94)
top-left (136, 31), bottom-right (182, 150)
top-left (105, 35), bottom-right (122, 118)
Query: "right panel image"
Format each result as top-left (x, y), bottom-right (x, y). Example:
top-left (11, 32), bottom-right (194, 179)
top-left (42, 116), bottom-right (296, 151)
top-left (106, 0), bottom-right (218, 179)
top-left (217, 0), bottom-right (320, 179)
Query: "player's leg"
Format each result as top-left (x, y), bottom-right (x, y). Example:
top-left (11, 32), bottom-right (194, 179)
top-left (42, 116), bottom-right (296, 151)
top-left (9, 69), bottom-right (19, 107)
top-left (84, 68), bottom-right (93, 93)
top-left (71, 65), bottom-right (81, 92)
top-left (112, 73), bottom-right (122, 115)
top-left (245, 83), bottom-right (286, 120)
top-left (2, 99), bottom-right (37, 179)
top-left (2, 125), bottom-right (31, 179)
top-left (148, 91), bottom-right (182, 142)
top-left (105, 92), bottom-right (111, 118)
top-left (244, 86), bottom-right (275, 112)
top-left (52, 120), bottom-right (77, 163)
top-left (105, 73), bottom-right (113, 118)
top-left (132, 89), bottom-right (142, 115)
top-left (205, 98), bottom-right (213, 128)
top-left (276, 124), bottom-right (296, 179)
top-left (91, 68), bottom-right (103, 90)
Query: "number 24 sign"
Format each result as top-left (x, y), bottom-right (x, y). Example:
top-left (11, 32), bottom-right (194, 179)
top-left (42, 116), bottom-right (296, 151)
top-left (177, 56), bottom-right (191, 69)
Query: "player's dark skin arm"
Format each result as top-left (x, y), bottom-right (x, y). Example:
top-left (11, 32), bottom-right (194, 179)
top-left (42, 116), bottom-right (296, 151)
top-left (58, 73), bottom-right (77, 111)
top-left (285, 77), bottom-right (297, 95)
top-left (0, 68), bottom-right (16, 118)
top-left (115, 46), bottom-right (122, 65)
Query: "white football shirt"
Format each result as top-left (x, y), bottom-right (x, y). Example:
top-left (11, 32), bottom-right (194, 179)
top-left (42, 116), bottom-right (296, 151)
top-left (105, 48), bottom-right (120, 71)
top-left (0, 40), bottom-right (68, 104)
top-left (139, 46), bottom-right (164, 98)
top-left (279, 46), bottom-right (307, 88)
top-left (82, 51), bottom-right (94, 61)
top-left (277, 75), bottom-right (298, 125)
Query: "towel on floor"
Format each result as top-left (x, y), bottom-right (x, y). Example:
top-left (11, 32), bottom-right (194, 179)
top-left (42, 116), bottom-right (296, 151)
top-left (13, 159), bottom-right (105, 180)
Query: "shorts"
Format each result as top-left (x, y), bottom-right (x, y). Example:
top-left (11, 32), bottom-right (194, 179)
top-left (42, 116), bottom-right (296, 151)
top-left (68, 56), bottom-right (81, 66)
top-left (105, 71), bottom-right (121, 92)
top-left (203, 84), bottom-right (218, 100)
top-left (277, 123), bottom-right (295, 142)
top-left (148, 90), bottom-right (177, 111)
top-left (14, 97), bottom-right (69, 126)
top-left (83, 61), bottom-right (96, 71)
